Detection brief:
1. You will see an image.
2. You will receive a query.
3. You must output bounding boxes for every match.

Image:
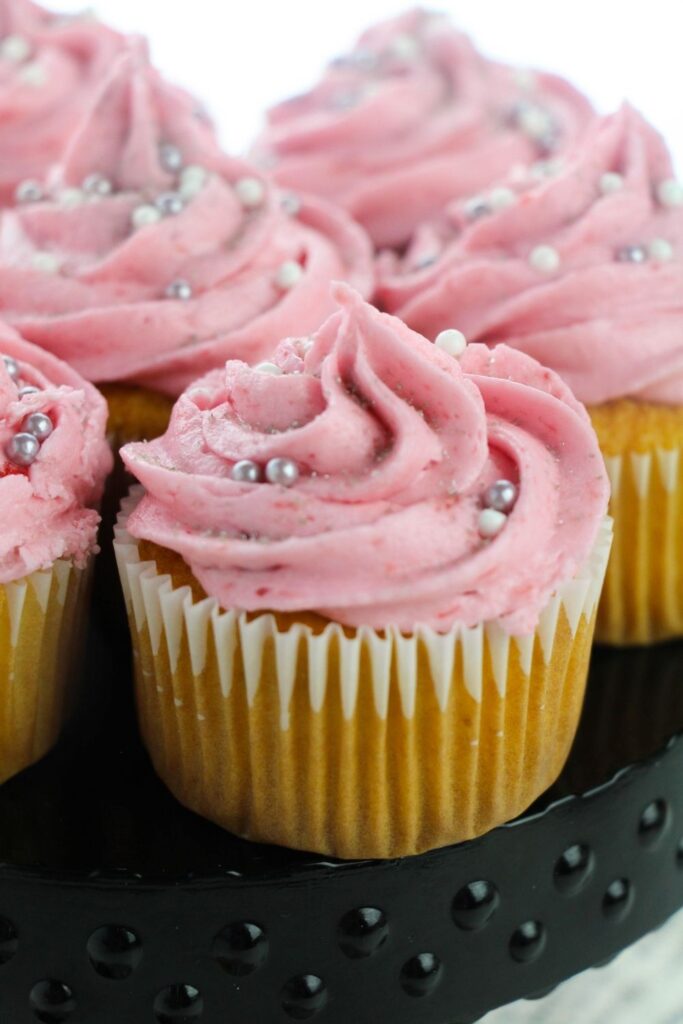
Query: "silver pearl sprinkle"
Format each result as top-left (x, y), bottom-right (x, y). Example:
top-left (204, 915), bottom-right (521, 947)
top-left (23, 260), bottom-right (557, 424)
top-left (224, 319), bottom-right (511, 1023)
top-left (18, 385), bottom-right (39, 398)
top-left (415, 253), bottom-right (437, 270)
top-left (155, 191), bottom-right (185, 216)
top-left (165, 279), bottom-right (193, 301)
top-left (464, 198), bottom-right (491, 220)
top-left (2, 355), bottom-right (19, 381)
top-left (484, 479), bottom-right (518, 513)
top-left (15, 179), bottom-right (44, 204)
top-left (280, 192), bottom-right (301, 216)
top-left (231, 459), bottom-right (262, 483)
top-left (616, 244), bottom-right (647, 264)
top-left (265, 457), bottom-right (299, 487)
top-left (22, 411), bottom-right (53, 442)
top-left (6, 432), bottom-right (40, 466)
top-left (159, 142), bottom-right (184, 173)
top-left (82, 173), bottom-right (113, 197)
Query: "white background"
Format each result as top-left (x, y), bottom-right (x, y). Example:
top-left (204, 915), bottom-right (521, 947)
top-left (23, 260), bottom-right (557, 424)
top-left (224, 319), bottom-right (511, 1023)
top-left (56, 0), bottom-right (683, 167)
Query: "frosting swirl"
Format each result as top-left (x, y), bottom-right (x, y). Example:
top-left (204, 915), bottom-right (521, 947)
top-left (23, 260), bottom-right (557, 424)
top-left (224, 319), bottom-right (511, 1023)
top-left (0, 318), bottom-right (112, 583)
top-left (0, 0), bottom-right (124, 204)
top-left (378, 105), bottom-right (683, 406)
top-left (252, 9), bottom-right (593, 249)
top-left (121, 286), bottom-right (608, 634)
top-left (0, 43), bottom-right (374, 396)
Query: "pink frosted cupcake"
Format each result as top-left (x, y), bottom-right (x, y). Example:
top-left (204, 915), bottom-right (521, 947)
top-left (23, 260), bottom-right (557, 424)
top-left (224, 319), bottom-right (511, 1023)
top-left (0, 317), bottom-right (111, 784)
top-left (378, 104), bottom-right (683, 645)
top-left (0, 0), bottom-right (125, 204)
top-left (252, 8), bottom-right (594, 248)
top-left (0, 42), bottom-right (374, 443)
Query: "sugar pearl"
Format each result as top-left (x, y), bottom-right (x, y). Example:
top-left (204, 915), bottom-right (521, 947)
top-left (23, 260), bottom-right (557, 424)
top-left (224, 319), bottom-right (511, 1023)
top-left (280, 192), bottom-right (301, 216)
top-left (391, 33), bottom-right (420, 60)
top-left (518, 106), bottom-right (553, 140)
top-left (159, 142), bottom-right (183, 173)
top-left (15, 179), bottom-right (44, 204)
top-left (31, 252), bottom-right (61, 274)
top-left (1, 35), bottom-right (31, 63)
top-left (58, 188), bottom-right (85, 209)
top-left (255, 362), bottom-right (283, 375)
top-left (82, 173), bottom-right (113, 197)
top-left (19, 62), bottom-right (46, 87)
top-left (599, 172), bottom-right (624, 195)
top-left (235, 177), bottom-right (265, 209)
top-left (657, 178), bottom-right (683, 208)
top-left (165, 279), bottom-right (193, 301)
top-left (6, 432), bottom-right (39, 466)
top-left (231, 459), bottom-right (261, 483)
top-left (275, 260), bottom-right (304, 289)
top-left (179, 165), bottom-right (208, 200)
top-left (265, 457), bottom-right (299, 487)
top-left (649, 237), bottom-right (674, 262)
top-left (488, 186), bottom-right (516, 211)
top-left (529, 244), bottom-right (560, 273)
top-left (478, 508), bottom-right (507, 538)
top-left (616, 244), bottom-right (647, 264)
top-left (22, 412), bottom-right (53, 442)
top-left (131, 204), bottom-right (162, 230)
top-left (2, 356), bottom-right (19, 381)
top-left (484, 479), bottom-right (518, 513)
top-left (155, 191), bottom-right (184, 216)
top-left (18, 385), bottom-right (39, 398)
top-left (464, 196), bottom-right (491, 220)
top-left (435, 329), bottom-right (467, 357)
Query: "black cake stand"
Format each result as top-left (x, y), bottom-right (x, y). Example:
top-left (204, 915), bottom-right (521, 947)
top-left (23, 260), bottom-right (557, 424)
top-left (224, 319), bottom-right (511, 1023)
top-left (0, 547), bottom-right (682, 1024)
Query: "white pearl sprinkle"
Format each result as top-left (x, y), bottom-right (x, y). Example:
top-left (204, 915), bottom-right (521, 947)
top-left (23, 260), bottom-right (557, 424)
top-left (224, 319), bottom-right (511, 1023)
top-left (82, 173), bottom-right (113, 197)
top-left (435, 329), bottom-right (467, 357)
top-left (488, 186), bottom-right (516, 211)
top-left (235, 177), bottom-right (265, 209)
top-left (529, 244), bottom-right (560, 273)
top-left (478, 508), bottom-right (507, 539)
top-left (58, 188), bottom-right (85, 209)
top-left (179, 165), bottom-right (208, 200)
top-left (530, 158), bottom-right (563, 180)
top-left (391, 33), bottom-right (420, 60)
top-left (0, 35), bottom-right (31, 63)
top-left (280, 192), bottom-right (301, 216)
top-left (518, 106), bottom-right (553, 140)
top-left (165, 279), bottom-right (193, 301)
top-left (19, 61), bottom-right (46, 87)
top-left (657, 178), bottom-right (683, 208)
top-left (254, 362), bottom-right (283, 375)
top-left (131, 204), bottom-right (162, 230)
top-left (275, 260), bottom-right (304, 289)
top-left (649, 237), bottom-right (674, 262)
top-left (31, 252), bottom-right (61, 274)
top-left (599, 172), bottom-right (624, 196)
top-left (159, 142), bottom-right (183, 173)
top-left (155, 191), bottom-right (185, 216)
top-left (15, 179), bottom-right (44, 204)
top-left (265, 457), bottom-right (300, 487)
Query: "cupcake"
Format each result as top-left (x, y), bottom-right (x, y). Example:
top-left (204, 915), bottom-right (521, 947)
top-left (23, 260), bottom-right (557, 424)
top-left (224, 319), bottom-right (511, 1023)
top-left (0, 0), bottom-right (124, 205)
top-left (0, 317), bottom-right (112, 785)
top-left (378, 104), bottom-right (683, 646)
top-left (252, 8), bottom-right (593, 249)
top-left (114, 285), bottom-right (610, 859)
top-left (0, 43), bottom-right (374, 445)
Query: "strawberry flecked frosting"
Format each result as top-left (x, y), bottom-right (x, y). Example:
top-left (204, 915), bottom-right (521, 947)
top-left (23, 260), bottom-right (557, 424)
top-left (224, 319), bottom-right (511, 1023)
top-left (0, 318), bottom-right (112, 583)
top-left (121, 286), bottom-right (609, 634)
top-left (0, 43), bottom-right (374, 397)
top-left (0, 0), bottom-right (125, 205)
top-left (252, 8), bottom-right (594, 249)
top-left (378, 105), bottom-right (683, 406)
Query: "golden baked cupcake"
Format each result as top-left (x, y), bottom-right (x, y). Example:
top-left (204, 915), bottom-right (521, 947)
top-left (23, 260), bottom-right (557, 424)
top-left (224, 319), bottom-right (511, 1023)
top-left (378, 105), bottom-right (683, 645)
top-left (0, 41), bottom-right (374, 446)
top-left (114, 286), bottom-right (610, 859)
top-left (0, 317), bottom-right (112, 784)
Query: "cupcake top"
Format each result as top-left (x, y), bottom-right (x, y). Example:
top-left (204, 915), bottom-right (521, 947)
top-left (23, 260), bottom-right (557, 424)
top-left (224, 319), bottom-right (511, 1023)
top-left (0, 0), bottom-right (124, 205)
top-left (252, 8), bottom-right (593, 248)
top-left (0, 44), bottom-right (374, 397)
top-left (378, 105), bottom-right (683, 406)
top-left (121, 286), bottom-right (608, 634)
top-left (0, 318), bottom-right (112, 583)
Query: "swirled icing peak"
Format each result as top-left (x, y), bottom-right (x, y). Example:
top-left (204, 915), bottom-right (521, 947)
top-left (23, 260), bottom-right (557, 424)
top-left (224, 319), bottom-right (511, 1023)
top-left (0, 317), bottom-right (112, 583)
top-left (0, 43), bottom-right (374, 396)
top-left (0, 0), bottom-right (125, 204)
top-left (378, 104), bottom-right (683, 405)
top-left (252, 8), bottom-right (594, 248)
top-left (121, 286), bottom-right (609, 633)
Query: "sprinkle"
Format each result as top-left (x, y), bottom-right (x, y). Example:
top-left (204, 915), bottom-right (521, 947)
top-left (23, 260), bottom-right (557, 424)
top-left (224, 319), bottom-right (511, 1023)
top-left (31, 252), bottom-right (61, 274)
top-left (179, 164), bottom-right (208, 200)
top-left (18, 385), bottom-right (39, 397)
top-left (529, 244), bottom-right (560, 273)
top-left (82, 173), bottom-right (113, 197)
top-left (656, 178), bottom-right (683, 208)
top-left (58, 188), bottom-right (85, 209)
top-left (155, 191), bottom-right (184, 216)
top-left (0, 35), bottom-right (31, 63)
top-left (530, 158), bottom-right (563, 180)
top-left (484, 479), bottom-right (518, 513)
top-left (265, 457), bottom-right (300, 487)
top-left (488, 186), bottom-right (516, 211)
top-left (165, 279), bottom-right (193, 301)
top-left (280, 192), bottom-right (301, 216)
top-left (5, 432), bottom-right (39, 466)
top-left (517, 105), bottom-right (554, 140)
top-left (22, 412), bottom-right (53, 441)
top-left (2, 356), bottom-right (19, 381)
top-left (275, 260), bottom-right (304, 289)
top-left (15, 179), bottom-right (44, 204)
top-left (649, 237), bottom-right (674, 262)
top-left (435, 329), bottom-right (467, 357)
top-left (616, 244), bottom-right (647, 264)
top-left (391, 33), bottom-right (420, 60)
top-left (254, 362), bottom-right (283, 375)
top-left (464, 197), bottom-right (491, 220)
top-left (159, 142), bottom-right (183, 173)
top-left (234, 176), bottom-right (265, 209)
top-left (478, 508), bottom-right (507, 538)
top-left (231, 460), bottom-right (261, 483)
top-left (414, 253), bottom-right (437, 270)
top-left (599, 172), bottom-right (624, 195)
top-left (19, 62), bottom-right (46, 86)
top-left (131, 204), bottom-right (162, 230)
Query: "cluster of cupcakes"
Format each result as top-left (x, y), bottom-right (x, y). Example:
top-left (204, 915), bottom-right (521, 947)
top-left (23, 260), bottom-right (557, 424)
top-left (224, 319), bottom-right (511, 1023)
top-left (0, 0), bottom-right (680, 860)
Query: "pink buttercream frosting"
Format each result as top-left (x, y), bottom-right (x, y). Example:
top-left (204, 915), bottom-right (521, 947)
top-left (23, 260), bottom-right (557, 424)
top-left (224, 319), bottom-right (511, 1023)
top-left (0, 318), bottom-right (112, 583)
top-left (252, 8), bottom-right (594, 249)
top-left (121, 286), bottom-right (609, 634)
top-left (0, 0), bottom-right (125, 204)
top-left (378, 105), bottom-right (683, 406)
top-left (0, 43), bottom-right (374, 396)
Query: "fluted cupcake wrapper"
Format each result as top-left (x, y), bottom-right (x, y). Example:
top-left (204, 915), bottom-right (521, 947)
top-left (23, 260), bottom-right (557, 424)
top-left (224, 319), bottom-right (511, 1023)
top-left (0, 558), bottom-right (90, 785)
top-left (115, 489), bottom-right (612, 859)
top-left (597, 445), bottom-right (682, 645)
